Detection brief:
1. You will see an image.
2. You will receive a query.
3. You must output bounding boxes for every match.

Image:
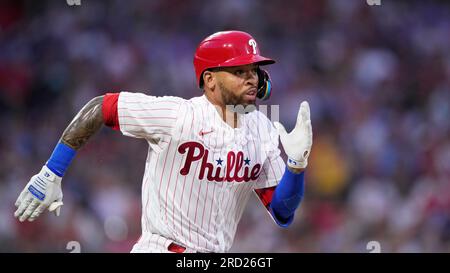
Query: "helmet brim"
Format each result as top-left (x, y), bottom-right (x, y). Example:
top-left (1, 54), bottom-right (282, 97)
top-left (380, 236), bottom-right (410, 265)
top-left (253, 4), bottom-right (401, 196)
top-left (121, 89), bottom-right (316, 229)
top-left (219, 54), bottom-right (275, 68)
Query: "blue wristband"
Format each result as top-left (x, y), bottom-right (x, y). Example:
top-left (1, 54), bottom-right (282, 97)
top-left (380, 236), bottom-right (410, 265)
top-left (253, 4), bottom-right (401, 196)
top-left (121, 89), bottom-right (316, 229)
top-left (269, 167), bottom-right (305, 227)
top-left (46, 142), bottom-right (76, 177)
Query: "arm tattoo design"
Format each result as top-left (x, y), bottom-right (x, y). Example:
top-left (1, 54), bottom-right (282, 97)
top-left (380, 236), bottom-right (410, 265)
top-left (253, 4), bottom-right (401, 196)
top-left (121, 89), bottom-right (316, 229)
top-left (60, 96), bottom-right (104, 150)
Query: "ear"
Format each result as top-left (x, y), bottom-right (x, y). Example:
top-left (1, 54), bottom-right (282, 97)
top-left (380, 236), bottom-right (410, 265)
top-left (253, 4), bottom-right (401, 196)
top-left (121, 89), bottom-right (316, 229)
top-left (203, 71), bottom-right (216, 91)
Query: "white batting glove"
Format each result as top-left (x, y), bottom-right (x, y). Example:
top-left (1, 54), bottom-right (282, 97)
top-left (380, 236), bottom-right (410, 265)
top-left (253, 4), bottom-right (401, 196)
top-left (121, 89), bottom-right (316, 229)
top-left (274, 101), bottom-right (313, 169)
top-left (14, 165), bottom-right (64, 222)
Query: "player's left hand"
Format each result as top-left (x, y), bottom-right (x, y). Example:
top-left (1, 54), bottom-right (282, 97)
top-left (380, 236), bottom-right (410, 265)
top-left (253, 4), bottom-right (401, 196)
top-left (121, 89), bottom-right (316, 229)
top-left (274, 101), bottom-right (313, 170)
top-left (14, 165), bottom-right (64, 222)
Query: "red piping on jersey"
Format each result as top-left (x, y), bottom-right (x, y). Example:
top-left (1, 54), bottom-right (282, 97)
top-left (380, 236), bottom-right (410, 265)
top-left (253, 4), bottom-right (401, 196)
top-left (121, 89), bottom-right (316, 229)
top-left (254, 186), bottom-right (276, 209)
top-left (167, 242), bottom-right (186, 253)
top-left (102, 93), bottom-right (120, 130)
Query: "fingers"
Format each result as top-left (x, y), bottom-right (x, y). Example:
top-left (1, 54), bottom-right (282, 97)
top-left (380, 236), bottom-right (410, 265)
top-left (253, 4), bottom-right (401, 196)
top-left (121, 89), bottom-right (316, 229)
top-left (306, 120), bottom-right (313, 138)
top-left (19, 199), bottom-right (40, 222)
top-left (29, 203), bottom-right (47, 222)
top-left (15, 189), bottom-right (28, 208)
top-left (14, 193), bottom-right (33, 219)
top-left (297, 101), bottom-right (311, 124)
top-left (48, 201), bottom-right (64, 217)
top-left (273, 121), bottom-right (287, 137)
top-left (15, 198), bottom-right (63, 222)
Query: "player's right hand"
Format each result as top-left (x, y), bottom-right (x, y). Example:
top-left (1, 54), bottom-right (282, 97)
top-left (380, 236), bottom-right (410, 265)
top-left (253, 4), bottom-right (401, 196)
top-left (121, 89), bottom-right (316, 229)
top-left (14, 165), bottom-right (63, 222)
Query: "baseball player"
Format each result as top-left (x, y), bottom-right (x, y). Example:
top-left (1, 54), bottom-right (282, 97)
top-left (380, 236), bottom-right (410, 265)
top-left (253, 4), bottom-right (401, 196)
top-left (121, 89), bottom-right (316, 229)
top-left (14, 31), bottom-right (313, 253)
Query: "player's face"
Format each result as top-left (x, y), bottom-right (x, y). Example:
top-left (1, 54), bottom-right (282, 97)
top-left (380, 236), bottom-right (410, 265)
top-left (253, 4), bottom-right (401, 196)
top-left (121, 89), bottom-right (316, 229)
top-left (214, 64), bottom-right (259, 107)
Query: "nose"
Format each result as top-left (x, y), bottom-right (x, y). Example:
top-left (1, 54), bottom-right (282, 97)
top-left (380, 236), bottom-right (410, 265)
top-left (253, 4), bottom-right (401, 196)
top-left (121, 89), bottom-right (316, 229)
top-left (246, 70), bottom-right (258, 86)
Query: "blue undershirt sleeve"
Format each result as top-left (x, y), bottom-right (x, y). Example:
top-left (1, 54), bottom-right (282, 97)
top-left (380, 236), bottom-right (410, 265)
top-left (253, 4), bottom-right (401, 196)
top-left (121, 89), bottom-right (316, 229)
top-left (269, 167), bottom-right (305, 227)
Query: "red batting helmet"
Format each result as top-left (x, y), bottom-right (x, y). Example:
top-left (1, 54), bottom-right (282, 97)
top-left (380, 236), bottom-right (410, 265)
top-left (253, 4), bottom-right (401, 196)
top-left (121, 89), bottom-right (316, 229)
top-left (193, 31), bottom-right (275, 93)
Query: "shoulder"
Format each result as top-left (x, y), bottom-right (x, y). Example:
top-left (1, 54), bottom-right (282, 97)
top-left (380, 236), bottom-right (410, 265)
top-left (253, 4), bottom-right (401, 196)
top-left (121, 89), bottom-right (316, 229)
top-left (118, 92), bottom-right (192, 114)
top-left (246, 109), bottom-right (278, 145)
top-left (247, 109), bottom-right (274, 128)
top-left (119, 91), bottom-right (187, 104)
top-left (178, 95), bottom-right (210, 113)
top-left (188, 95), bottom-right (208, 106)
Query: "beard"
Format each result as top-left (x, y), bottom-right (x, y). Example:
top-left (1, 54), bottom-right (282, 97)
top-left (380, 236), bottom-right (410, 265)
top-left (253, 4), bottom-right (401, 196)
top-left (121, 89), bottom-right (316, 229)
top-left (218, 81), bottom-right (256, 114)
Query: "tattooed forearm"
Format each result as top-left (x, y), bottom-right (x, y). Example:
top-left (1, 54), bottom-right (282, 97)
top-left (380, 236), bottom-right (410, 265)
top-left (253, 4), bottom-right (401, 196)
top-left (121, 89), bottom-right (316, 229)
top-left (60, 96), bottom-right (104, 150)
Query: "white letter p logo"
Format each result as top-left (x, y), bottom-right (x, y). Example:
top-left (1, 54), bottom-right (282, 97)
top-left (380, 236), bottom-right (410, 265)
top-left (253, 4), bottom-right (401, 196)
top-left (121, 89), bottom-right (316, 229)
top-left (248, 39), bottom-right (257, 54)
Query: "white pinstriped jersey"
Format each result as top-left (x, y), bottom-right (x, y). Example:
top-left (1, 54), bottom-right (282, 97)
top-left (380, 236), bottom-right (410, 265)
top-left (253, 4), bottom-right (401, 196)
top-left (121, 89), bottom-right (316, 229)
top-left (116, 92), bottom-right (285, 253)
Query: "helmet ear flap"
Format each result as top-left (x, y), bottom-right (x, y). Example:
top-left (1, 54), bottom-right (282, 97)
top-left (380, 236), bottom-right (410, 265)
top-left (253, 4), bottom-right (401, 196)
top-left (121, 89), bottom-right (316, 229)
top-left (256, 68), bottom-right (272, 100)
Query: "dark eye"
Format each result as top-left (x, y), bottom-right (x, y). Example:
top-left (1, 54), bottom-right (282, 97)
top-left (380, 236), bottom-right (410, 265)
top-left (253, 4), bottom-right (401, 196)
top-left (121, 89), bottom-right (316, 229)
top-left (235, 70), bottom-right (244, 75)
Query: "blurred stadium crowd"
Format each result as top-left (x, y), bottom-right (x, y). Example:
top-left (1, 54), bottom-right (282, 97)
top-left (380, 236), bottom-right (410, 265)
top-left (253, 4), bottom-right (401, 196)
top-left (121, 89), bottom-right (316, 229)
top-left (0, 0), bottom-right (449, 252)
